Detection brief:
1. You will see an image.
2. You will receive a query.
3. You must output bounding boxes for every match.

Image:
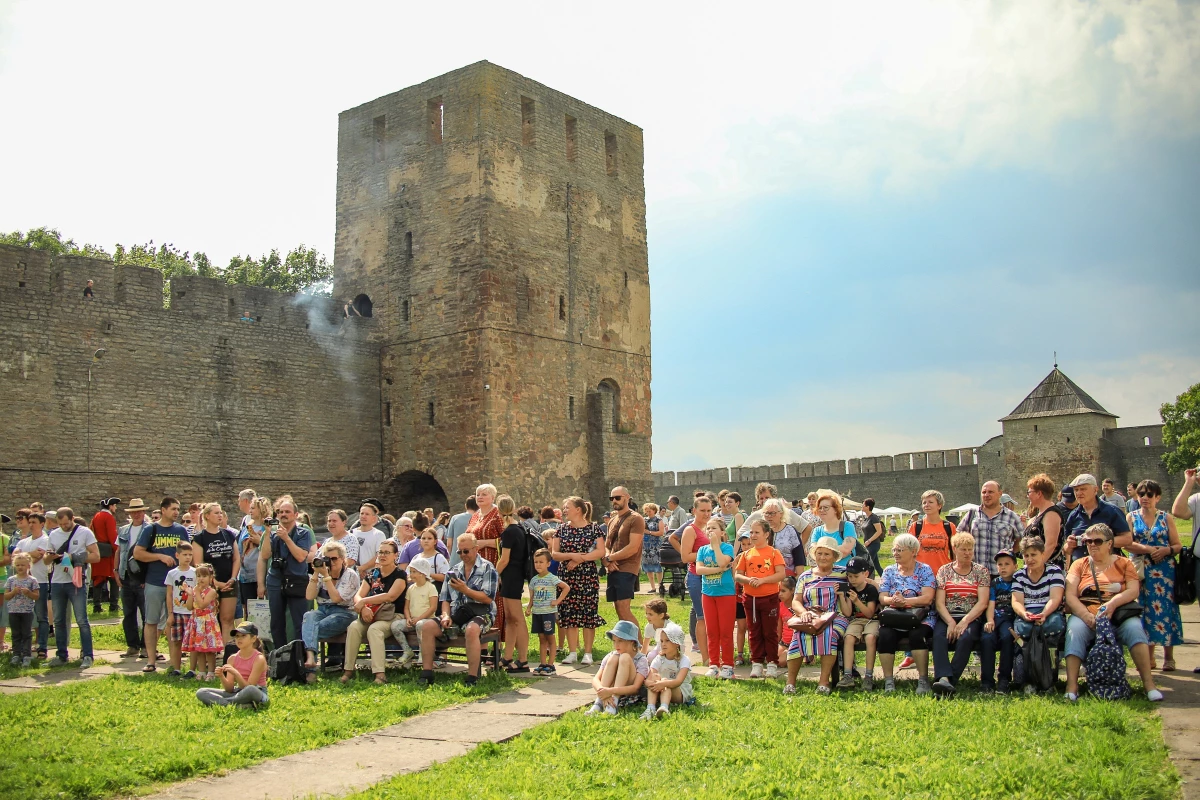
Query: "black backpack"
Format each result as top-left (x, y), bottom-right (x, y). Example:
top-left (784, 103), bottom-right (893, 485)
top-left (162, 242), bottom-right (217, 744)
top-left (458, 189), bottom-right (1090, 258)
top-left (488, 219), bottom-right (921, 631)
top-left (522, 523), bottom-right (547, 580)
top-left (267, 639), bottom-right (307, 685)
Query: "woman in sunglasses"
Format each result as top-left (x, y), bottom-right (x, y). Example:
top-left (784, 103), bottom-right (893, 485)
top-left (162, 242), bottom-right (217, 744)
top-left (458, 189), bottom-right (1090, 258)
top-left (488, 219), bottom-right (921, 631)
top-left (1063, 523), bottom-right (1162, 701)
top-left (300, 538), bottom-right (360, 681)
top-left (1126, 480), bottom-right (1183, 671)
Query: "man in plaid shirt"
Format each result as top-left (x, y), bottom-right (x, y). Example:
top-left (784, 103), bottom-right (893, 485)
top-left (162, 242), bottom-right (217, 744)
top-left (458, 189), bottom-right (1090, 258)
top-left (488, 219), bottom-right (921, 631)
top-left (416, 532), bottom-right (498, 687)
top-left (958, 481), bottom-right (1024, 576)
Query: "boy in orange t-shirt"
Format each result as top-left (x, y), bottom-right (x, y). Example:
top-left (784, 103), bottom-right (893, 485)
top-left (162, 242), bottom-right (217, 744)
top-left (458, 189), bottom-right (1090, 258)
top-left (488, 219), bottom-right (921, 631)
top-left (733, 520), bottom-right (787, 678)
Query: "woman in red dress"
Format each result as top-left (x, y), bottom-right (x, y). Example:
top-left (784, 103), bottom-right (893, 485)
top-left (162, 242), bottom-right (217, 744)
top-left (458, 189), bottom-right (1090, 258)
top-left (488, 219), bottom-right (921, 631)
top-left (466, 483), bottom-right (505, 641)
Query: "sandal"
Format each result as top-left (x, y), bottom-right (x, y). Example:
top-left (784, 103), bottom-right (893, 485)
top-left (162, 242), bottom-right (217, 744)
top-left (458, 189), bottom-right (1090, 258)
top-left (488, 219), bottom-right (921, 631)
top-left (506, 660), bottom-right (530, 673)
top-left (373, 674), bottom-right (387, 685)
top-left (1163, 659), bottom-right (1176, 672)
top-left (141, 664), bottom-right (157, 673)
top-left (340, 671), bottom-right (353, 684)
top-left (498, 657), bottom-right (514, 670)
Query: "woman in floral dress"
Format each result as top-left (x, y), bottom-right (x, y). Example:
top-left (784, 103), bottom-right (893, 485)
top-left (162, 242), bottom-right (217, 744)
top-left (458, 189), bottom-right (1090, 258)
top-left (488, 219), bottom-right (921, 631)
top-left (1127, 480), bottom-right (1184, 670)
top-left (466, 483), bottom-right (505, 640)
top-left (548, 496), bottom-right (606, 665)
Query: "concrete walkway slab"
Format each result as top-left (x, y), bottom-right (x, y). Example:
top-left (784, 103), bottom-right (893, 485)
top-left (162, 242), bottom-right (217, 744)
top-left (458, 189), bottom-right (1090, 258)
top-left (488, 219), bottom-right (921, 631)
top-left (1157, 601), bottom-right (1200, 799)
top-left (143, 665), bottom-right (598, 800)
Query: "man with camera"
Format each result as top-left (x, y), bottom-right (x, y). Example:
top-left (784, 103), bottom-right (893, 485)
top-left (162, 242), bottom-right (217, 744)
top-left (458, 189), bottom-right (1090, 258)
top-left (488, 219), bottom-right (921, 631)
top-left (256, 496), bottom-right (316, 649)
top-left (416, 532), bottom-right (498, 687)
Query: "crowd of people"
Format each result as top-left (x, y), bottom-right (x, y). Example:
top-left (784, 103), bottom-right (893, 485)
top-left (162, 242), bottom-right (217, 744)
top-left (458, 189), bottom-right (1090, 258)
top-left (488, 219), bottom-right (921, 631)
top-left (2, 466), bottom-right (1197, 711)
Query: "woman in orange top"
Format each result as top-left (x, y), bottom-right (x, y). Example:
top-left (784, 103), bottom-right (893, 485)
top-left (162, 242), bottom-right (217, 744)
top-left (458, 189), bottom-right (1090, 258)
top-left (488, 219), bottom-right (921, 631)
top-left (466, 483), bottom-right (505, 640)
top-left (908, 490), bottom-right (955, 574)
top-left (733, 519), bottom-right (786, 680)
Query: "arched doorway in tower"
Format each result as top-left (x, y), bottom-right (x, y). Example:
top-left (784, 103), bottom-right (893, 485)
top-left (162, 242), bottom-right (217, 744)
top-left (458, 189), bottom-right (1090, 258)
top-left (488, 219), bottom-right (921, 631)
top-left (389, 470), bottom-right (449, 515)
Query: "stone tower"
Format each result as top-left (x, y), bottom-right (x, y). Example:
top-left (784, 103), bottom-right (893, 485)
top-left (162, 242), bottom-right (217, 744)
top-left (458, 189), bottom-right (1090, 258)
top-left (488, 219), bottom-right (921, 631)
top-left (333, 61), bottom-right (653, 510)
top-left (998, 367), bottom-right (1117, 493)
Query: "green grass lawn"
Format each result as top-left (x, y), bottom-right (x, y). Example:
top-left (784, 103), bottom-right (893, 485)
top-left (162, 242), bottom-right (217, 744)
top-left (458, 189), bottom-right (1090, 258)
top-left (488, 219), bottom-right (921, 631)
top-left (0, 668), bottom-right (526, 800)
top-left (348, 678), bottom-right (1179, 800)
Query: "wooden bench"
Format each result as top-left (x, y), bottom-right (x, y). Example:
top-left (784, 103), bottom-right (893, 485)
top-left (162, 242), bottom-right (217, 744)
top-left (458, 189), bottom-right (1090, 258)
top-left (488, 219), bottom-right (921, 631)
top-left (836, 629), bottom-right (1065, 685)
top-left (318, 627), bottom-right (502, 672)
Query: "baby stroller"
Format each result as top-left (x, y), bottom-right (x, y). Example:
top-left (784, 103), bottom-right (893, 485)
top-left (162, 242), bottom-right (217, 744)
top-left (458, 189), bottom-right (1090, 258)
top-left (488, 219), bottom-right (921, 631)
top-left (658, 537), bottom-right (687, 600)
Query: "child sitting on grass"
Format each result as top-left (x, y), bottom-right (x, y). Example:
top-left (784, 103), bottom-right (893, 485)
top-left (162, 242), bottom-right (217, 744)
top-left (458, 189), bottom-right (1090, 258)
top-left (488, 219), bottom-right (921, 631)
top-left (164, 542), bottom-right (196, 677)
top-left (836, 557), bottom-right (880, 690)
top-left (641, 622), bottom-right (693, 719)
top-left (525, 549), bottom-right (569, 675)
top-left (641, 597), bottom-right (670, 659)
top-left (392, 558), bottom-right (439, 668)
top-left (983, 550), bottom-right (1019, 693)
top-left (4, 552), bottom-right (39, 666)
top-left (183, 564), bottom-right (224, 680)
top-left (197, 622), bottom-right (269, 709)
top-left (586, 620), bottom-right (648, 716)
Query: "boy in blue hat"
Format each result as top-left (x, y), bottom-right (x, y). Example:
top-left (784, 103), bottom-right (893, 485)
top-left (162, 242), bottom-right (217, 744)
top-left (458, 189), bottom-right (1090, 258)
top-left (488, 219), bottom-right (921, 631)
top-left (586, 619), bottom-right (649, 716)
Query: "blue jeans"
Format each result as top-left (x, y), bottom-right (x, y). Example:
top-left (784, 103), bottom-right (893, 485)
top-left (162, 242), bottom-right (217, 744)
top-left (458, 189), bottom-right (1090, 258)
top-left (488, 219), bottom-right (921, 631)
top-left (51, 581), bottom-right (93, 660)
top-left (981, 613), bottom-right (1015, 686)
top-left (34, 582), bottom-right (50, 653)
top-left (302, 603), bottom-right (356, 654)
top-left (266, 582), bottom-right (309, 648)
top-left (1065, 613), bottom-right (1149, 661)
top-left (932, 617), bottom-right (983, 684)
top-left (1014, 611), bottom-right (1066, 640)
top-left (686, 571), bottom-right (704, 644)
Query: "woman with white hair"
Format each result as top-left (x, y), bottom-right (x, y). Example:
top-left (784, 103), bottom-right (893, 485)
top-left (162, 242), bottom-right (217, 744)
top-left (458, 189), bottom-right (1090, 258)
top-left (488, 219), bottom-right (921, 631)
top-left (877, 533), bottom-right (936, 695)
top-left (761, 498), bottom-right (805, 575)
top-left (467, 483), bottom-right (505, 640)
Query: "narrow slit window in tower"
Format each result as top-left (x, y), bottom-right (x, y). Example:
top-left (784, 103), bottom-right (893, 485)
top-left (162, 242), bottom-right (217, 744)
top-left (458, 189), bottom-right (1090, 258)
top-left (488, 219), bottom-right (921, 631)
top-left (558, 294), bottom-right (566, 321)
top-left (604, 132), bottom-right (618, 175)
top-left (405, 231), bottom-right (413, 264)
top-left (569, 395), bottom-right (575, 420)
top-left (565, 115), bottom-right (577, 161)
top-left (384, 402), bottom-right (392, 427)
top-left (428, 97), bottom-right (443, 144)
top-left (402, 298), bottom-right (410, 322)
top-left (521, 96), bottom-right (536, 146)
top-left (373, 115), bottom-right (386, 163)
top-left (428, 401), bottom-right (435, 426)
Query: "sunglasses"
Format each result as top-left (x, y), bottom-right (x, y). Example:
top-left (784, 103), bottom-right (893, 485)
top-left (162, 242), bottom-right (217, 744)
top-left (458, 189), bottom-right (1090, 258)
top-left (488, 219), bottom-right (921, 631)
top-left (1137, 491), bottom-right (1155, 497)
top-left (1082, 538), bottom-right (1108, 546)
top-left (609, 496), bottom-right (625, 501)
top-left (457, 548), bottom-right (473, 555)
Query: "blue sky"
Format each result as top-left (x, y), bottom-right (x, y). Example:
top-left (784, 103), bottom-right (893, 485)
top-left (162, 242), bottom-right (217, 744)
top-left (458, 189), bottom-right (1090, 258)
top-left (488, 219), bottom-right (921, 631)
top-left (1, 1), bottom-right (1196, 471)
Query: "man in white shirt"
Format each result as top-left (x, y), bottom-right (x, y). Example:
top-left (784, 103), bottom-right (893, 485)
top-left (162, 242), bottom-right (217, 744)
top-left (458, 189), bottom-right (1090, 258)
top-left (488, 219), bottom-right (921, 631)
top-left (15, 511), bottom-right (52, 658)
top-left (45, 507), bottom-right (100, 667)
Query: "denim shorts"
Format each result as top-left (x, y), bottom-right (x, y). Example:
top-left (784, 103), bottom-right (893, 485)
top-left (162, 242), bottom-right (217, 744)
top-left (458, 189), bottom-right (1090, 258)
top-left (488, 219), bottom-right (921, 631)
top-left (686, 571), bottom-right (704, 620)
top-left (1065, 614), bottom-right (1148, 661)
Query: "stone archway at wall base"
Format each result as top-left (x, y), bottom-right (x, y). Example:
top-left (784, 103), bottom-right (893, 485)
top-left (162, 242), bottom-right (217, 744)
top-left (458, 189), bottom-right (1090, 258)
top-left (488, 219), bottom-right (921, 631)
top-left (389, 470), bottom-right (450, 515)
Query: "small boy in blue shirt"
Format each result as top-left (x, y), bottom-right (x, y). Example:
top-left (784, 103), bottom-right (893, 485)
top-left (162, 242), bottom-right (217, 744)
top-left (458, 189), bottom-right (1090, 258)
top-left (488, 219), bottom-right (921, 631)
top-left (525, 548), bottom-right (569, 675)
top-left (981, 550), bottom-right (1018, 693)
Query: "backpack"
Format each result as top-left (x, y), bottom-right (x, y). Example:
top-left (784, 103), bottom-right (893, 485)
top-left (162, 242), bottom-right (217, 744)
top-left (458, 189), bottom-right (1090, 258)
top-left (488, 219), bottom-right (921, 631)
top-left (912, 518), bottom-right (954, 560)
top-left (1083, 616), bottom-right (1132, 700)
top-left (522, 522), bottom-right (547, 580)
top-left (1023, 625), bottom-right (1056, 693)
top-left (267, 639), bottom-right (308, 686)
top-left (1176, 541), bottom-right (1198, 606)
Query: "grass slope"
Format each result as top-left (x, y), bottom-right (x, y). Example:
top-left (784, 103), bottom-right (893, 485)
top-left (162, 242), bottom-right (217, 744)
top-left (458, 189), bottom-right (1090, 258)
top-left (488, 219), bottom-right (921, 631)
top-left (0, 669), bottom-right (523, 800)
top-left (350, 679), bottom-right (1178, 800)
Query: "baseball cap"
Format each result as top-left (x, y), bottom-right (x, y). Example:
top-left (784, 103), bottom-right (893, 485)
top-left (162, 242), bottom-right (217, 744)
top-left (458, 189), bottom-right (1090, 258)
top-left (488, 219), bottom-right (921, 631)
top-left (231, 622), bottom-right (259, 637)
top-left (606, 620), bottom-right (640, 643)
top-left (1069, 474), bottom-right (1098, 488)
top-left (661, 622), bottom-right (686, 647)
top-left (1060, 485), bottom-right (1076, 501)
top-left (845, 556), bottom-right (872, 574)
top-left (999, 494), bottom-right (1014, 505)
top-left (994, 549), bottom-right (1017, 562)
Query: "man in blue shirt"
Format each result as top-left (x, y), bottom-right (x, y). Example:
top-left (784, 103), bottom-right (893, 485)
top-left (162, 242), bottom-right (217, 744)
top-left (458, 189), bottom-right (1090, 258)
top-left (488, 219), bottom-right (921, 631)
top-left (132, 497), bottom-right (191, 671)
top-left (1063, 474), bottom-right (1131, 562)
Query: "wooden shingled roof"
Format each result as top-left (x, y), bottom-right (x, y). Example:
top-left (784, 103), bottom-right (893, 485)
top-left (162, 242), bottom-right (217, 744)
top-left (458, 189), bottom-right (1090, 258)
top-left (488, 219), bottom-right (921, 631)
top-left (1000, 368), bottom-right (1116, 421)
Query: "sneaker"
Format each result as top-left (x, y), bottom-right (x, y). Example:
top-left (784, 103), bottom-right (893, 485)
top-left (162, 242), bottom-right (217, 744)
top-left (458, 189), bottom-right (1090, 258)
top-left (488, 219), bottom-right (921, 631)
top-left (782, 683), bottom-right (796, 695)
top-left (167, 668), bottom-right (181, 677)
top-left (765, 663), bottom-right (779, 679)
top-left (80, 657), bottom-right (94, 670)
top-left (182, 670), bottom-right (197, 679)
top-left (979, 682), bottom-right (996, 695)
top-left (397, 654), bottom-right (414, 669)
top-left (749, 663), bottom-right (764, 679)
top-left (1024, 684), bottom-right (1038, 696)
top-left (884, 678), bottom-right (896, 693)
top-left (816, 684), bottom-right (832, 695)
top-left (47, 656), bottom-right (67, 667)
top-left (639, 707), bottom-right (657, 721)
top-left (932, 677), bottom-right (955, 697)
top-left (996, 681), bottom-right (1010, 695)
top-left (603, 704), bottom-right (618, 716)
top-left (580, 653), bottom-right (594, 666)
top-left (836, 673), bottom-right (856, 690)
top-left (122, 647), bottom-right (139, 657)
top-left (720, 666), bottom-right (735, 680)
top-left (1147, 689), bottom-right (1164, 702)
top-left (916, 679), bottom-right (931, 696)
top-left (21, 657), bottom-right (32, 667)
top-left (862, 675), bottom-right (874, 692)
top-left (8, 656), bottom-right (18, 666)
top-left (417, 670), bottom-right (434, 687)
top-left (584, 702), bottom-right (604, 716)
top-left (561, 652), bottom-right (578, 665)
top-left (464, 674), bottom-right (478, 687)
top-left (898, 656), bottom-right (915, 670)
top-left (705, 665), bottom-right (720, 679)
top-left (137, 649), bottom-right (148, 659)
top-left (1064, 691), bottom-right (1078, 702)
top-left (656, 705), bottom-right (670, 719)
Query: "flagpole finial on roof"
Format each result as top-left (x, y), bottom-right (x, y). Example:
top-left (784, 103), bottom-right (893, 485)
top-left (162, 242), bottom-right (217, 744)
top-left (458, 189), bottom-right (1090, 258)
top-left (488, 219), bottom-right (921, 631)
top-left (1053, 351), bottom-right (1057, 369)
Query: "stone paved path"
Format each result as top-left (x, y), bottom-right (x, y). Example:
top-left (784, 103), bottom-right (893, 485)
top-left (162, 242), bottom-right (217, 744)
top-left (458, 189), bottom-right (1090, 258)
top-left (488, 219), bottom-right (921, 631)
top-left (0, 648), bottom-right (143, 693)
top-left (143, 665), bottom-right (598, 800)
top-left (1155, 601), bottom-right (1200, 799)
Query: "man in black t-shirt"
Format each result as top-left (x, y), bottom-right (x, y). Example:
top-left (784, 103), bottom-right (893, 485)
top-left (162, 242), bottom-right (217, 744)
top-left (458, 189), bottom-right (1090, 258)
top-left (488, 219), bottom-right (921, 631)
top-left (857, 499), bottom-right (885, 575)
top-left (497, 515), bottom-right (529, 672)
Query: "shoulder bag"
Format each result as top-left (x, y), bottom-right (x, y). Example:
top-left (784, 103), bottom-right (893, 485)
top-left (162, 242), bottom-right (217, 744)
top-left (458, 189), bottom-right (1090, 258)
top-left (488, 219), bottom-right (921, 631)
top-left (1086, 557), bottom-right (1142, 627)
top-left (787, 608), bottom-right (837, 635)
top-left (879, 606), bottom-right (927, 630)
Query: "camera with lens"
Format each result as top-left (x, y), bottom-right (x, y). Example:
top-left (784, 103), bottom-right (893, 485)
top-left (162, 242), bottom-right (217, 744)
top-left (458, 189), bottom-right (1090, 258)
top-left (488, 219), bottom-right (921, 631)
top-left (312, 556), bottom-right (330, 570)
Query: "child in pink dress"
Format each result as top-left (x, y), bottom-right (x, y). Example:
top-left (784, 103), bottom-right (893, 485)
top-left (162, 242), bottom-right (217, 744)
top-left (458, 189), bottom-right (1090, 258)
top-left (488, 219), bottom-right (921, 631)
top-left (184, 565), bottom-right (225, 679)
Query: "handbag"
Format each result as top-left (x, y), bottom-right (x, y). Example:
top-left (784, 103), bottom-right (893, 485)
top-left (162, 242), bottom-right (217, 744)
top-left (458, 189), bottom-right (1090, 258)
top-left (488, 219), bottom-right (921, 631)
top-left (1176, 543), bottom-right (1197, 605)
top-left (787, 609), bottom-right (836, 635)
top-left (282, 573), bottom-right (309, 599)
top-left (879, 606), bottom-right (927, 630)
top-left (1086, 557), bottom-right (1142, 627)
top-left (360, 601), bottom-right (395, 624)
top-left (97, 541), bottom-right (115, 559)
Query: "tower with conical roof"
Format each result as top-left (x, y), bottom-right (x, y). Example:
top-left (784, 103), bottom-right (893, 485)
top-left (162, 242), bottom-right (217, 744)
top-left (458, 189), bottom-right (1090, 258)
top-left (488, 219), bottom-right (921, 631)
top-left (997, 367), bottom-right (1118, 495)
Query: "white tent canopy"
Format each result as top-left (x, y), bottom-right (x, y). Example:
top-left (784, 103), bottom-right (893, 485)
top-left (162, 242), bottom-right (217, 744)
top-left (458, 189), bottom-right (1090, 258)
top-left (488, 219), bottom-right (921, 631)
top-left (877, 506), bottom-right (914, 516)
top-left (947, 503), bottom-right (979, 516)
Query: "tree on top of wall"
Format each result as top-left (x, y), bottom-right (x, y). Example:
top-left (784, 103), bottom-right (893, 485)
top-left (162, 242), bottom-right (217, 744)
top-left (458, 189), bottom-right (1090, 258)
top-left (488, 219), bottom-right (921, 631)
top-left (2, 227), bottom-right (332, 300)
top-left (1161, 382), bottom-right (1200, 474)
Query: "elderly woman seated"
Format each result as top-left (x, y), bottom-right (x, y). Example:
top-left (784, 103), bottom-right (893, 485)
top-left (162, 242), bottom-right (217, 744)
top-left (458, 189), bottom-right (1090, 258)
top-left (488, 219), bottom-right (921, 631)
top-left (930, 532), bottom-right (990, 697)
top-left (1063, 523), bottom-right (1162, 702)
top-left (876, 533), bottom-right (936, 695)
top-left (785, 536), bottom-right (852, 695)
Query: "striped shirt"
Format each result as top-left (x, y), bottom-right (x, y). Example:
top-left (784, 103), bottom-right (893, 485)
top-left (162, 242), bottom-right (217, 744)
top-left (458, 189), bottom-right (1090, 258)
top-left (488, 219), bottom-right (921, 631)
top-left (1012, 564), bottom-right (1065, 614)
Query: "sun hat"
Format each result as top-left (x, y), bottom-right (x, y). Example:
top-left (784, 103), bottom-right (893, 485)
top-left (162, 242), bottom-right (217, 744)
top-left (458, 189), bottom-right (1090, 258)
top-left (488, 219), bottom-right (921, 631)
top-left (1069, 474), bottom-right (1098, 488)
top-left (124, 498), bottom-right (151, 512)
top-left (408, 557), bottom-right (434, 578)
top-left (661, 622), bottom-right (686, 647)
top-left (606, 620), bottom-right (640, 643)
top-left (812, 535), bottom-right (842, 555)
